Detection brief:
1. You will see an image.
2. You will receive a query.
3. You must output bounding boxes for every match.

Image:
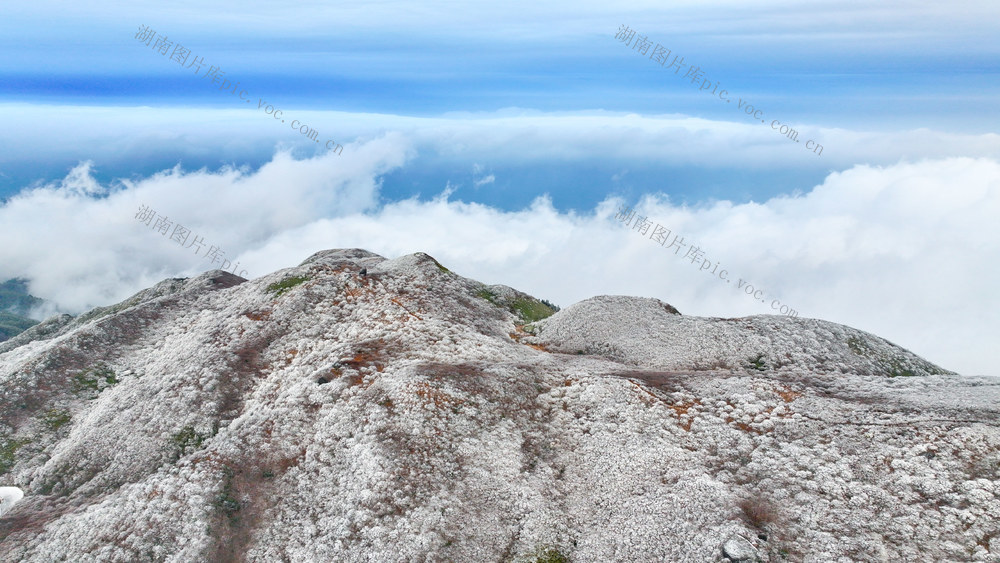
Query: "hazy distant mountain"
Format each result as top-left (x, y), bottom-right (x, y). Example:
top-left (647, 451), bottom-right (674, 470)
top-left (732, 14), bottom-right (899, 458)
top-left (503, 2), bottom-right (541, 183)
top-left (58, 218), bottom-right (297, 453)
top-left (0, 313), bottom-right (35, 343)
top-left (0, 249), bottom-right (996, 562)
top-left (0, 279), bottom-right (41, 342)
top-left (0, 279), bottom-right (41, 316)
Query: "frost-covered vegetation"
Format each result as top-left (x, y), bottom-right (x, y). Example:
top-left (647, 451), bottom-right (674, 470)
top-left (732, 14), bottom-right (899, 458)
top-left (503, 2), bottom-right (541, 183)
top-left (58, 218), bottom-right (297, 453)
top-left (475, 284), bottom-right (558, 324)
top-left (40, 409), bottom-right (72, 431)
top-left (265, 275), bottom-right (310, 297)
top-left (0, 438), bottom-right (30, 476)
top-left (0, 249), bottom-right (995, 562)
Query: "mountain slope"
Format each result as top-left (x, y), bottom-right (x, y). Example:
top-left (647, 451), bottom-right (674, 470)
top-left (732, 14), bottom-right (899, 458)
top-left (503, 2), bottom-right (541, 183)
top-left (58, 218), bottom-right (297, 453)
top-left (0, 249), bottom-right (997, 562)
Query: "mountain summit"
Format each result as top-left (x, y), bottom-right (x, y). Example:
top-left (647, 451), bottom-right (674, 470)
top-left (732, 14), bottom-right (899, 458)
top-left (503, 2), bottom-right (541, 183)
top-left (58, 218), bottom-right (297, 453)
top-left (0, 249), bottom-right (997, 562)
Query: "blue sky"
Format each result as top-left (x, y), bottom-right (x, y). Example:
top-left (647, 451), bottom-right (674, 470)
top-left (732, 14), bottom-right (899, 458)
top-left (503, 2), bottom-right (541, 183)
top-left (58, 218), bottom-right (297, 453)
top-left (0, 0), bottom-right (999, 375)
top-left (2, 0), bottom-right (998, 203)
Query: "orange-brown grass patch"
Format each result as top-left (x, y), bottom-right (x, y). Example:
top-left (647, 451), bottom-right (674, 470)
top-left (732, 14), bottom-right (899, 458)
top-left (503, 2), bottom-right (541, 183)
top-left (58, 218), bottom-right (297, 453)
top-left (775, 385), bottom-right (802, 403)
top-left (508, 329), bottom-right (549, 351)
top-left (244, 310), bottom-right (270, 321)
top-left (723, 404), bottom-right (775, 435)
top-left (413, 381), bottom-right (464, 410)
top-left (731, 421), bottom-right (763, 435)
top-left (390, 297), bottom-right (423, 321)
top-left (342, 350), bottom-right (385, 373)
top-left (260, 420), bottom-right (275, 439)
top-left (668, 399), bottom-right (702, 431)
top-left (188, 450), bottom-right (228, 470)
top-left (627, 380), bottom-right (664, 407)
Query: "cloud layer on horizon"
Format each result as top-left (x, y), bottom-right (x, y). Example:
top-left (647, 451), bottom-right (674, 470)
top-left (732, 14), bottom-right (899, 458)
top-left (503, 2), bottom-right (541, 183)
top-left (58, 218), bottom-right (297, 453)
top-left (3, 103), bottom-right (1000, 191)
top-left (0, 140), bottom-right (997, 376)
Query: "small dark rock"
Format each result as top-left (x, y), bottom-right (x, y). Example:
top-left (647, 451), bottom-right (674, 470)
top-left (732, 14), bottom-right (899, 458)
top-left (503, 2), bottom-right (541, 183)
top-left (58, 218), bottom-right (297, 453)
top-left (317, 377), bottom-right (329, 385)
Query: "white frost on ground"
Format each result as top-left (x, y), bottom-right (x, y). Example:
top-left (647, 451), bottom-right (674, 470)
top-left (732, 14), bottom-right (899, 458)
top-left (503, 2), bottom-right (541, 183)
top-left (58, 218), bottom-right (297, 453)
top-left (0, 248), bottom-right (996, 562)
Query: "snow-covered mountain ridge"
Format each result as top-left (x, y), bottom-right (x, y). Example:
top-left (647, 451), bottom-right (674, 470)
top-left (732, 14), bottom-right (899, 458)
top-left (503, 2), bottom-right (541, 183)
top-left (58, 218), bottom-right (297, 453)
top-left (0, 248), bottom-right (997, 562)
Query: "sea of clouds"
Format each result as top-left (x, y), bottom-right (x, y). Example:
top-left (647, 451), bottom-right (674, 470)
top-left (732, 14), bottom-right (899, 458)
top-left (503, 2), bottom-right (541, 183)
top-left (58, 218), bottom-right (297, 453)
top-left (1, 107), bottom-right (997, 376)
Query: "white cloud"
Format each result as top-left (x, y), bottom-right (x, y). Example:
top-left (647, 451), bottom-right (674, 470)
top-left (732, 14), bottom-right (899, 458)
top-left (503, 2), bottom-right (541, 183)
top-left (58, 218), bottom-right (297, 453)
top-left (474, 174), bottom-right (496, 187)
top-left (1, 144), bottom-right (997, 376)
top-left (3, 104), bottom-right (999, 174)
top-left (0, 132), bottom-right (412, 312)
top-left (0, 487), bottom-right (23, 517)
top-left (277, 157), bottom-right (999, 377)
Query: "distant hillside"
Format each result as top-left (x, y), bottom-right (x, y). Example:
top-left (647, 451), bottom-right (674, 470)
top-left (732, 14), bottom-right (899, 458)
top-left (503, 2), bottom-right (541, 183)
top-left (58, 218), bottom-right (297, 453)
top-left (0, 312), bottom-right (36, 342)
top-left (0, 279), bottom-right (42, 342)
top-left (0, 279), bottom-right (42, 316)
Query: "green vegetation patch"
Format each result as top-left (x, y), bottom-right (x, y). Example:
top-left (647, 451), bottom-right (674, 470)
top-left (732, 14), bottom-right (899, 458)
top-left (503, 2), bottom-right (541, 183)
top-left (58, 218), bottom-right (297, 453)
top-left (430, 257), bottom-right (451, 273)
top-left (540, 299), bottom-right (560, 312)
top-left (475, 286), bottom-right (558, 324)
top-left (533, 547), bottom-right (569, 563)
top-left (846, 336), bottom-right (867, 356)
top-left (847, 335), bottom-right (934, 377)
top-left (42, 408), bottom-right (73, 431)
top-left (172, 425), bottom-right (211, 458)
top-left (213, 466), bottom-right (242, 524)
top-left (745, 353), bottom-right (768, 372)
top-left (476, 287), bottom-right (500, 305)
top-left (0, 436), bottom-right (31, 475)
top-left (265, 275), bottom-right (309, 297)
top-left (72, 363), bottom-right (118, 393)
top-left (511, 297), bottom-right (557, 324)
top-left (887, 359), bottom-right (919, 378)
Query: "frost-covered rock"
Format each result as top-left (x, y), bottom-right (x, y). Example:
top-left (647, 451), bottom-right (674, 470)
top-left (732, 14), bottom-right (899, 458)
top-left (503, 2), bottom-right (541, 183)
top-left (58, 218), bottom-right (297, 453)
top-left (722, 535), bottom-right (759, 562)
top-left (0, 249), bottom-right (996, 562)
